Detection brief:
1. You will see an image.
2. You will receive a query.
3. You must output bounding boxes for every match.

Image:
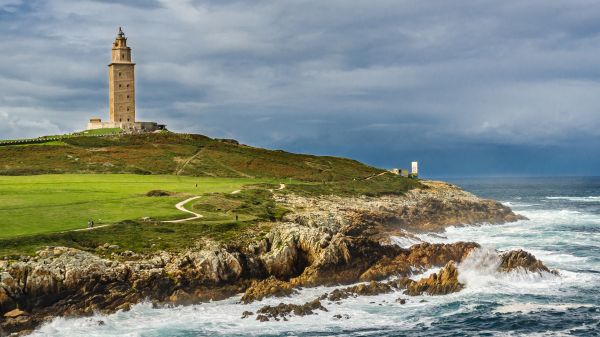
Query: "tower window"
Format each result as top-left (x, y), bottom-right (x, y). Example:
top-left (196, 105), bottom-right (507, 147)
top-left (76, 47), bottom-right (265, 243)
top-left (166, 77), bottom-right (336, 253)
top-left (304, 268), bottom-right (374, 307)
top-left (119, 72), bottom-right (122, 76)
top-left (127, 107), bottom-right (130, 111)
top-left (119, 118), bottom-right (122, 122)
top-left (127, 95), bottom-right (130, 98)
top-left (127, 118), bottom-right (130, 122)
top-left (121, 54), bottom-right (124, 58)
top-left (119, 84), bottom-right (122, 88)
top-left (127, 84), bottom-right (130, 88)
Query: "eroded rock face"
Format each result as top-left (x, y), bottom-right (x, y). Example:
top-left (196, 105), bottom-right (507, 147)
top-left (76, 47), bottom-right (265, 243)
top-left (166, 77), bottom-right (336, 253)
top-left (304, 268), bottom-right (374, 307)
top-left (165, 242), bottom-right (243, 285)
top-left (499, 249), bottom-right (553, 274)
top-left (0, 181), bottom-right (530, 334)
top-left (277, 181), bottom-right (526, 235)
top-left (241, 277), bottom-right (297, 304)
top-left (255, 299), bottom-right (328, 322)
top-left (326, 281), bottom-right (393, 301)
top-left (359, 242), bottom-right (479, 281)
top-left (404, 261), bottom-right (464, 296)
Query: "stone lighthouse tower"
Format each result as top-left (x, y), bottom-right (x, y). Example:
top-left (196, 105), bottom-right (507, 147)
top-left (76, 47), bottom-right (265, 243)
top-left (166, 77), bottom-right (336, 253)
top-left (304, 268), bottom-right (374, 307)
top-left (87, 28), bottom-right (164, 132)
top-left (108, 27), bottom-right (135, 124)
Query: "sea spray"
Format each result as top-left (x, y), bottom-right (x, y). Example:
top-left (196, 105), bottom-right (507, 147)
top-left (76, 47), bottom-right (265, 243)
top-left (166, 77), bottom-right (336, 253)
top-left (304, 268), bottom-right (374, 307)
top-left (457, 246), bottom-right (501, 287)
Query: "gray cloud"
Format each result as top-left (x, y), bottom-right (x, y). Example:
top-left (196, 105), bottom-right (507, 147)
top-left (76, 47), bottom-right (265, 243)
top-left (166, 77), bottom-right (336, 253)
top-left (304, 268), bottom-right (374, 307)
top-left (1, 0), bottom-right (599, 175)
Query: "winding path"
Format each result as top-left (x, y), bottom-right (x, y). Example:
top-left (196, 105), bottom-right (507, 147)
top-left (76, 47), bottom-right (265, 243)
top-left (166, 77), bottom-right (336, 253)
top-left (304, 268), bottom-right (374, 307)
top-left (165, 183), bottom-right (286, 223)
top-left (70, 224), bottom-right (111, 232)
top-left (175, 149), bottom-right (203, 176)
top-left (162, 196), bottom-right (204, 223)
top-left (66, 183), bottom-right (288, 231)
top-left (364, 172), bottom-right (388, 180)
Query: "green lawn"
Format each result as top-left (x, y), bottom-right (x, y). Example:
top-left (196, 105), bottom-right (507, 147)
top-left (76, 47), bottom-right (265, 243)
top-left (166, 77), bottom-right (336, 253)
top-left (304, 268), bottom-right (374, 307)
top-left (77, 128), bottom-right (123, 136)
top-left (0, 174), bottom-right (275, 239)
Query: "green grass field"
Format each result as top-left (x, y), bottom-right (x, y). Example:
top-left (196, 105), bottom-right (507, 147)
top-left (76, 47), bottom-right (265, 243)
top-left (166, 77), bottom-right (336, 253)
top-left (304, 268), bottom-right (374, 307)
top-left (0, 174), bottom-right (276, 239)
top-left (77, 128), bottom-right (123, 136)
top-left (0, 132), bottom-right (421, 257)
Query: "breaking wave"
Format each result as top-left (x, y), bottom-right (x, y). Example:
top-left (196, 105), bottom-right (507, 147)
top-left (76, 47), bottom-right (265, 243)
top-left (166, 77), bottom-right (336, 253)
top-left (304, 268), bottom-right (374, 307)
top-left (546, 196), bottom-right (600, 202)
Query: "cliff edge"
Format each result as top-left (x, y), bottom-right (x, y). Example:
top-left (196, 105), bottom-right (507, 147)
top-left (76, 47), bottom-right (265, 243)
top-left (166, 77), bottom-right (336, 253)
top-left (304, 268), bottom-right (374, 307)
top-left (0, 180), bottom-right (534, 335)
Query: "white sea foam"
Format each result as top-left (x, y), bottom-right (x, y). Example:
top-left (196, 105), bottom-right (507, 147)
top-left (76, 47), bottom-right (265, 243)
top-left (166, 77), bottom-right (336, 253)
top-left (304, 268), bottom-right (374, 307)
top-left (30, 286), bottom-right (433, 337)
top-left (494, 302), bottom-right (594, 314)
top-left (389, 233), bottom-right (425, 248)
top-left (454, 247), bottom-right (569, 298)
top-left (546, 196), bottom-right (600, 202)
top-left (502, 201), bottom-right (540, 208)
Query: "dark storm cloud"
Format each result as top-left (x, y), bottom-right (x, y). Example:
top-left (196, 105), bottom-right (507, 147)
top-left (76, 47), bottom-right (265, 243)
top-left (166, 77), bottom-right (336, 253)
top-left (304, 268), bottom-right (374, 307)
top-left (1, 0), bottom-right (599, 175)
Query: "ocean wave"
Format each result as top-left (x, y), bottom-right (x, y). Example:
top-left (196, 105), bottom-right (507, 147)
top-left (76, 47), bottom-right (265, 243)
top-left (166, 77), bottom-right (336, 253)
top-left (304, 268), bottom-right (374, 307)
top-left (29, 286), bottom-right (432, 337)
top-left (389, 234), bottom-right (423, 248)
top-left (30, 262), bottom-right (597, 337)
top-left (456, 247), bottom-right (567, 296)
top-left (494, 302), bottom-right (594, 314)
top-left (502, 201), bottom-right (540, 208)
top-left (546, 196), bottom-right (600, 202)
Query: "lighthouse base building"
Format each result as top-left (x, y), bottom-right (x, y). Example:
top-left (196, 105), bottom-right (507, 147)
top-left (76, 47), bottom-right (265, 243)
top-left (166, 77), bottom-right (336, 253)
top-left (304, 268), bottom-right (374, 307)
top-left (87, 27), bottom-right (165, 132)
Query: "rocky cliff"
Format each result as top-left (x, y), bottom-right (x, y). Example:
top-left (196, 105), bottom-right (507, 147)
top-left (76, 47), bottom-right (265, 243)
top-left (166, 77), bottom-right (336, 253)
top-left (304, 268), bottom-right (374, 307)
top-left (0, 180), bottom-right (538, 335)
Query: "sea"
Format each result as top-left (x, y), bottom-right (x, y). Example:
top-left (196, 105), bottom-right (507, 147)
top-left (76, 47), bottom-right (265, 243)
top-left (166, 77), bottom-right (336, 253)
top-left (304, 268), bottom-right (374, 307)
top-left (31, 177), bottom-right (600, 336)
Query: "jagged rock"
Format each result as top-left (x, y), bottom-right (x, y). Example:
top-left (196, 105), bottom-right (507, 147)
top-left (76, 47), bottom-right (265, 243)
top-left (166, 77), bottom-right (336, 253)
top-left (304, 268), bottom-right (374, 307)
top-left (256, 314), bottom-right (269, 322)
top-left (241, 277), bottom-right (297, 304)
top-left (404, 261), bottom-right (464, 296)
top-left (3, 308), bottom-right (28, 318)
top-left (499, 249), bottom-right (554, 274)
top-left (0, 286), bottom-right (15, 314)
top-left (289, 235), bottom-right (400, 287)
top-left (164, 242), bottom-right (242, 285)
top-left (241, 310), bottom-right (253, 319)
top-left (405, 242), bottom-right (480, 268)
top-left (327, 281), bottom-right (392, 301)
top-left (359, 242), bottom-right (479, 281)
top-left (277, 181), bottom-right (526, 235)
top-left (167, 290), bottom-right (194, 305)
top-left (259, 225), bottom-right (318, 279)
top-left (256, 299), bottom-right (328, 321)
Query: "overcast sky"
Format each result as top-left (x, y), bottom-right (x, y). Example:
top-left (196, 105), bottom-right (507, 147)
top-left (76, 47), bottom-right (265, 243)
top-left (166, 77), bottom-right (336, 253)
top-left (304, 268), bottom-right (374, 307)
top-left (1, 0), bottom-right (599, 177)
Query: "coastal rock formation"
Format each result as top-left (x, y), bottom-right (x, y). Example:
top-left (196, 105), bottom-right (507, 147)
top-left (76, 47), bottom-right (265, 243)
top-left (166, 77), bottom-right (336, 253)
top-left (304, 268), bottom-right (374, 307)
top-left (359, 242), bottom-right (479, 281)
top-left (245, 250), bottom-right (557, 321)
top-left (278, 181), bottom-right (527, 235)
top-left (0, 182), bottom-right (531, 334)
top-left (241, 277), bottom-right (297, 304)
top-left (500, 249), bottom-right (556, 274)
top-left (326, 281), bottom-right (393, 301)
top-left (404, 261), bottom-right (464, 296)
top-left (255, 299), bottom-right (328, 322)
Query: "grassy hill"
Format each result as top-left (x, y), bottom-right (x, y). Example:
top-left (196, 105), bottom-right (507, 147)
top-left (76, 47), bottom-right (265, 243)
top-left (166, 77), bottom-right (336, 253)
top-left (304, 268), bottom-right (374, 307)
top-left (0, 132), bottom-right (383, 181)
top-left (0, 132), bottom-right (421, 257)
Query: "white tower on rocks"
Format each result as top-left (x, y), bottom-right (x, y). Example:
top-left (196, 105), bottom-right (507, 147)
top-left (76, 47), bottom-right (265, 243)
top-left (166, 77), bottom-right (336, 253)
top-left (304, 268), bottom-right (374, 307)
top-left (411, 161), bottom-right (419, 176)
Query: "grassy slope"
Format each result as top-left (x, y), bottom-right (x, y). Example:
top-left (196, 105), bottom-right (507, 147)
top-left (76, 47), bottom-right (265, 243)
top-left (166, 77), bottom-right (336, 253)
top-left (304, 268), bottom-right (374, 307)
top-left (0, 132), bottom-right (422, 257)
top-left (0, 189), bottom-right (283, 257)
top-left (0, 132), bottom-right (382, 181)
top-left (0, 174), bottom-right (275, 238)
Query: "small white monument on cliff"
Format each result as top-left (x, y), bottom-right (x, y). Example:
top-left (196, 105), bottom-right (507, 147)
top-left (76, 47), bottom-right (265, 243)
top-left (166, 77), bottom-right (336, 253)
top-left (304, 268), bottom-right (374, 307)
top-left (411, 161), bottom-right (419, 176)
